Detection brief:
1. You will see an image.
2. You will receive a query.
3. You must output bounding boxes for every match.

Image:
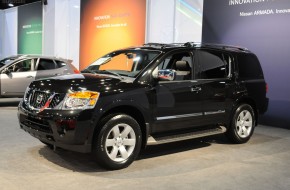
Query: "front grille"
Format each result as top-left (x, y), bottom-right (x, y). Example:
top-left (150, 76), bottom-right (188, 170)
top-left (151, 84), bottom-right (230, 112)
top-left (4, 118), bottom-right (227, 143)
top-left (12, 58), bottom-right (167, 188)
top-left (22, 116), bottom-right (52, 133)
top-left (24, 89), bottom-right (64, 110)
top-left (30, 91), bottom-right (50, 108)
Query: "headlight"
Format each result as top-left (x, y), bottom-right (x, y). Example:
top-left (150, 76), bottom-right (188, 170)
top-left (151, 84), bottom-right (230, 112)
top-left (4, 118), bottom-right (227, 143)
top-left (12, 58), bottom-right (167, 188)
top-left (61, 91), bottom-right (100, 110)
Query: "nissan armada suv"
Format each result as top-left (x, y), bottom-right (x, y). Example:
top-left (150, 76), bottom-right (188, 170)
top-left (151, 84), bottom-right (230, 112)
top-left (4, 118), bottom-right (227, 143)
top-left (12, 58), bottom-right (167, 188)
top-left (18, 43), bottom-right (268, 169)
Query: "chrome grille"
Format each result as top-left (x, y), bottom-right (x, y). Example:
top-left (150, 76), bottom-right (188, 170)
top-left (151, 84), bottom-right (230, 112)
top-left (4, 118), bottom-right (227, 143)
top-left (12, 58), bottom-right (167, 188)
top-left (30, 91), bottom-right (49, 108)
top-left (25, 89), bottom-right (63, 110)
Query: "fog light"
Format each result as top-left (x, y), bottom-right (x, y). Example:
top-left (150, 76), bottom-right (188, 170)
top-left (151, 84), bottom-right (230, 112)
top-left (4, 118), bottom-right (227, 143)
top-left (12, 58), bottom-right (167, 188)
top-left (56, 119), bottom-right (77, 135)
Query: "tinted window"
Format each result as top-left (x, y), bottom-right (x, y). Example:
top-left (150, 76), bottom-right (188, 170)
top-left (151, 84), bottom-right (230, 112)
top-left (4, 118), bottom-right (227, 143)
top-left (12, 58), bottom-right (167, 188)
top-left (55, 60), bottom-right (67, 68)
top-left (237, 54), bottom-right (263, 79)
top-left (0, 57), bottom-right (16, 67)
top-left (37, 59), bottom-right (56, 70)
top-left (198, 50), bottom-right (230, 79)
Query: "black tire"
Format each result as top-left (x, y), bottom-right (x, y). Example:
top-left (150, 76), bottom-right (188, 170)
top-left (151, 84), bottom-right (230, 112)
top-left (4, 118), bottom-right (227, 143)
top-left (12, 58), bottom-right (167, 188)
top-left (92, 114), bottom-right (142, 170)
top-left (226, 104), bottom-right (255, 144)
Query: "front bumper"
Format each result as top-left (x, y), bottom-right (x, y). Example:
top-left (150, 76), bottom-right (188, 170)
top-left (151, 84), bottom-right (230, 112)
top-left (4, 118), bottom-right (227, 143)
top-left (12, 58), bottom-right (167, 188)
top-left (18, 102), bottom-right (96, 153)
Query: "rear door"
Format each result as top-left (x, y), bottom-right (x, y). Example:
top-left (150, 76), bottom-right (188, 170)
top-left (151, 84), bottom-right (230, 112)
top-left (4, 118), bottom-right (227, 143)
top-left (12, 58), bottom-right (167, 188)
top-left (0, 59), bottom-right (36, 96)
top-left (35, 58), bottom-right (61, 79)
top-left (195, 49), bottom-right (235, 125)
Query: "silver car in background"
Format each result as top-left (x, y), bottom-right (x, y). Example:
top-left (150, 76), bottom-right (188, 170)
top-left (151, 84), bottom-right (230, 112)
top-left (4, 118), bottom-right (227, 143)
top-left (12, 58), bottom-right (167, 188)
top-left (0, 55), bottom-right (79, 97)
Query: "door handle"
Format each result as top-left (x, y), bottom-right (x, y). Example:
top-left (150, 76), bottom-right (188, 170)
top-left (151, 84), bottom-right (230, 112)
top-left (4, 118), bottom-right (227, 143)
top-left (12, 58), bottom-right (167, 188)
top-left (54, 74), bottom-right (61, 76)
top-left (26, 76), bottom-right (33, 78)
top-left (191, 87), bottom-right (201, 92)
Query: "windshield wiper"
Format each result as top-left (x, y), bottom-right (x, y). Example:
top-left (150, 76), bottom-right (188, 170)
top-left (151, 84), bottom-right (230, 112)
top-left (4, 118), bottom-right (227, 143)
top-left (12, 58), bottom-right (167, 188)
top-left (98, 70), bottom-right (124, 79)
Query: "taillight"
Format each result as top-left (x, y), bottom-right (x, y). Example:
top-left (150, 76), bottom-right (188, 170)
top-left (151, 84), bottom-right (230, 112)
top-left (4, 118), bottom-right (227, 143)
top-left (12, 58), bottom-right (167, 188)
top-left (74, 69), bottom-right (80, 74)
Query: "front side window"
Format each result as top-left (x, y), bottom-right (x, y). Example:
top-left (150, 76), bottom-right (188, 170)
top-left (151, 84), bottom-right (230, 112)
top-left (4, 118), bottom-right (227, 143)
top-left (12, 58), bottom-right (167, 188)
top-left (82, 50), bottom-right (161, 78)
top-left (6, 59), bottom-right (33, 72)
top-left (157, 52), bottom-right (193, 81)
top-left (197, 50), bottom-right (231, 79)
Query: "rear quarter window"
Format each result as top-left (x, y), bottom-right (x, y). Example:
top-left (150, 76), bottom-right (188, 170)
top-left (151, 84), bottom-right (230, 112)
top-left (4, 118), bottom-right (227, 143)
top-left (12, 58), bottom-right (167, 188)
top-left (237, 53), bottom-right (263, 79)
top-left (55, 60), bottom-right (67, 68)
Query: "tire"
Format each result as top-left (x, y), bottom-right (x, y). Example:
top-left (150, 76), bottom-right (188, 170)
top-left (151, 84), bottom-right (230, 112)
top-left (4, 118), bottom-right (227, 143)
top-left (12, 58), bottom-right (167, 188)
top-left (226, 104), bottom-right (255, 144)
top-left (92, 114), bottom-right (142, 170)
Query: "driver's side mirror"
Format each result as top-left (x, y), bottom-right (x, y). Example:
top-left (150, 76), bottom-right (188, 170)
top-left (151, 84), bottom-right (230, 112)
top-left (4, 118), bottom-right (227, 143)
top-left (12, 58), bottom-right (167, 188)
top-left (153, 69), bottom-right (176, 81)
top-left (2, 68), bottom-right (11, 75)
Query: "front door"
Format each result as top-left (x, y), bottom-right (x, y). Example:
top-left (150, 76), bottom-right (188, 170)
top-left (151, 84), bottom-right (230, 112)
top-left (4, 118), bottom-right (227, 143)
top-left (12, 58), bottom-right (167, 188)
top-left (152, 51), bottom-right (205, 133)
top-left (0, 59), bottom-right (36, 97)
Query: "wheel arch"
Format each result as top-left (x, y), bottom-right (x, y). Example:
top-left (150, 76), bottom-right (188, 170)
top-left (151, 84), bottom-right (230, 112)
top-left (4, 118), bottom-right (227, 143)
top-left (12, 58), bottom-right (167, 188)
top-left (92, 105), bottom-right (150, 151)
top-left (232, 97), bottom-right (258, 126)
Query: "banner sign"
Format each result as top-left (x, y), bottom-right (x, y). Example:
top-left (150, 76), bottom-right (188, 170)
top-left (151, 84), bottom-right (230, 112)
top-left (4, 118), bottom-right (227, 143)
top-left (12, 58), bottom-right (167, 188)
top-left (202, 0), bottom-right (290, 125)
top-left (202, 0), bottom-right (290, 100)
top-left (17, 2), bottom-right (43, 54)
top-left (79, 0), bottom-right (146, 70)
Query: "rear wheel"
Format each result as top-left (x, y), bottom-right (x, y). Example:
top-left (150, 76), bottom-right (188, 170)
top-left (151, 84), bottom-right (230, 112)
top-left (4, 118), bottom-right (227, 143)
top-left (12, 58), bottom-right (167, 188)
top-left (226, 104), bottom-right (255, 143)
top-left (93, 114), bottom-right (142, 170)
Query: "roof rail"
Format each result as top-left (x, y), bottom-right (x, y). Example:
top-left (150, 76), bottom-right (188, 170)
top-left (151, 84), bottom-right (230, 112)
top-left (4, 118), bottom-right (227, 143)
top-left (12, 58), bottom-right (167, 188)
top-left (143, 43), bottom-right (168, 48)
top-left (183, 42), bottom-right (200, 47)
top-left (144, 43), bottom-right (192, 49)
top-left (202, 43), bottom-right (248, 51)
top-left (144, 42), bottom-right (248, 51)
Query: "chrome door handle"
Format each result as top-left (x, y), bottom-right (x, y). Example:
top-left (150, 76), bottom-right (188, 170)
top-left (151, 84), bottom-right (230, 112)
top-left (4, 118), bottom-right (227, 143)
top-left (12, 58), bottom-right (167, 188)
top-left (26, 76), bottom-right (33, 78)
top-left (191, 87), bottom-right (201, 92)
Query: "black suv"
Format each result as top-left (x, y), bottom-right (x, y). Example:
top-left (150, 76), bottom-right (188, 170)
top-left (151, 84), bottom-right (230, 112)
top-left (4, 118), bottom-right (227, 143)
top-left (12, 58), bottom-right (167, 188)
top-left (18, 43), bottom-right (268, 169)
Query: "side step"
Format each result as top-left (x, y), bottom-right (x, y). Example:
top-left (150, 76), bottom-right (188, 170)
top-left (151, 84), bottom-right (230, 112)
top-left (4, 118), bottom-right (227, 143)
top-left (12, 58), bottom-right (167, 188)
top-left (147, 126), bottom-right (226, 145)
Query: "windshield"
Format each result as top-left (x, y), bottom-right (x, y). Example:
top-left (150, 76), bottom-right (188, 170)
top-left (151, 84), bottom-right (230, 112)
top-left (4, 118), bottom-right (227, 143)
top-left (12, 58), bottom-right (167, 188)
top-left (82, 50), bottom-right (161, 78)
top-left (0, 58), bottom-right (16, 67)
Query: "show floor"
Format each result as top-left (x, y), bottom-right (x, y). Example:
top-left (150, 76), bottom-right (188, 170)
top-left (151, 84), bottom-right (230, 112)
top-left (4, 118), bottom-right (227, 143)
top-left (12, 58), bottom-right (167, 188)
top-left (0, 99), bottom-right (290, 190)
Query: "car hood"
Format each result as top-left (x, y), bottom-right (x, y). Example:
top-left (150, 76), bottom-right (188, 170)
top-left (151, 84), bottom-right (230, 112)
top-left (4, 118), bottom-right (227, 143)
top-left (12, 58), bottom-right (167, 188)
top-left (29, 73), bottom-right (134, 93)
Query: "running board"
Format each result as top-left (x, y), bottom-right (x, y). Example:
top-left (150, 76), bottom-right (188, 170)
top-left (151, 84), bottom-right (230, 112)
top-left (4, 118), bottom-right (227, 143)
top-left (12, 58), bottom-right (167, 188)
top-left (147, 126), bottom-right (226, 145)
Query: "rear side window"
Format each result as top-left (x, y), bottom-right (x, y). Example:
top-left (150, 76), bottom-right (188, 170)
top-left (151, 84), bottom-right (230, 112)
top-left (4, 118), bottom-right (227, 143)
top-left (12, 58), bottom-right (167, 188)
top-left (37, 59), bottom-right (56, 70)
top-left (237, 54), bottom-right (263, 79)
top-left (197, 50), bottom-right (231, 79)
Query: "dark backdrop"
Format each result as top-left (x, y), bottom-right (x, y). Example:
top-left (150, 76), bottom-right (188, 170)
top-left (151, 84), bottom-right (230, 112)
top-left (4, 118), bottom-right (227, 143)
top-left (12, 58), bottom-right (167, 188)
top-left (17, 2), bottom-right (42, 54)
top-left (202, 0), bottom-right (290, 128)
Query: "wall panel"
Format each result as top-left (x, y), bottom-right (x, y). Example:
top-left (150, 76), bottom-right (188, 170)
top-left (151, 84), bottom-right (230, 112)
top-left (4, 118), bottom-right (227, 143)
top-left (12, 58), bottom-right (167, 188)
top-left (3, 8), bottom-right (17, 58)
top-left (146, 0), bottom-right (203, 43)
top-left (0, 10), bottom-right (3, 59)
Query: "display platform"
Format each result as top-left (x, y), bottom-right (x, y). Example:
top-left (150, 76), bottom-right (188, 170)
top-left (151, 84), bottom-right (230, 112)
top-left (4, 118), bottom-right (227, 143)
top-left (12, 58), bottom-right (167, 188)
top-left (0, 101), bottom-right (289, 190)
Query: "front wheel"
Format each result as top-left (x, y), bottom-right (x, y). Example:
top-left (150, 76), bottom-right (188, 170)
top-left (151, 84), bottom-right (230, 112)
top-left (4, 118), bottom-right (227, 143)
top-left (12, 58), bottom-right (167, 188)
top-left (226, 104), bottom-right (255, 144)
top-left (93, 114), bottom-right (142, 170)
